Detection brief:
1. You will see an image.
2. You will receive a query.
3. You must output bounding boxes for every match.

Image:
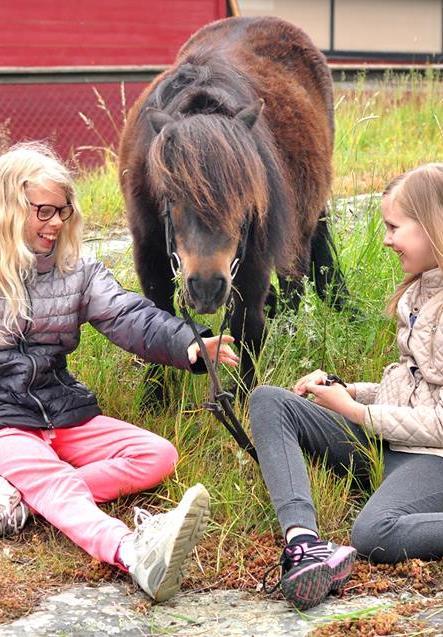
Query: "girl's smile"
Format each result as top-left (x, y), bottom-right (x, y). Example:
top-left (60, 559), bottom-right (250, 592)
top-left (382, 195), bottom-right (438, 275)
top-left (25, 181), bottom-right (68, 254)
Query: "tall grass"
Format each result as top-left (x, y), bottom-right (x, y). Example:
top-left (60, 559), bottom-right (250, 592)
top-left (4, 72), bottom-right (438, 587)
top-left (67, 185), bottom-right (402, 547)
top-left (67, 71), bottom-right (443, 550)
top-left (334, 70), bottom-right (442, 195)
top-left (75, 158), bottom-right (124, 231)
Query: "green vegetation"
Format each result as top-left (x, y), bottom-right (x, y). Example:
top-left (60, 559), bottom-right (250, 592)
top-left (69, 192), bottom-right (400, 543)
top-left (1, 71), bottom-right (442, 623)
top-left (75, 71), bottom-right (443, 228)
top-left (76, 158), bottom-right (123, 230)
top-left (334, 71), bottom-right (442, 195)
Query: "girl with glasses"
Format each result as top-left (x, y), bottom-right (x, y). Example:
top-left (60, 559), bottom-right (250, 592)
top-left (0, 141), bottom-right (238, 602)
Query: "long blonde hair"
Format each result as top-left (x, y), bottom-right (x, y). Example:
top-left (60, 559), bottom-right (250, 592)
top-left (0, 142), bottom-right (83, 338)
top-left (386, 163), bottom-right (443, 315)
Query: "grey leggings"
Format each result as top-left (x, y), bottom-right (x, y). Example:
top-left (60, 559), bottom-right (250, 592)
top-left (250, 385), bottom-right (443, 563)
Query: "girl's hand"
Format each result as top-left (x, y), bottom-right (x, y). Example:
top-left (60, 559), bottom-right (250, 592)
top-left (187, 335), bottom-right (239, 367)
top-left (292, 369), bottom-right (328, 396)
top-left (293, 370), bottom-right (357, 399)
top-left (304, 381), bottom-right (366, 424)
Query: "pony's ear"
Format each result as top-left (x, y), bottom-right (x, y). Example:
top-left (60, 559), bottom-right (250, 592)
top-left (235, 99), bottom-right (264, 129)
top-left (145, 108), bottom-right (175, 135)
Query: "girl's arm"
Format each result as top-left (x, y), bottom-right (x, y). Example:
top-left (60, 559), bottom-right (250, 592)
top-left (352, 382), bottom-right (380, 405)
top-left (307, 380), bottom-right (443, 448)
top-left (79, 260), bottom-right (211, 372)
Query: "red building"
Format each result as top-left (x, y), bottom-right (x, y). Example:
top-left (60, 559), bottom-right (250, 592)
top-left (0, 1), bottom-right (233, 165)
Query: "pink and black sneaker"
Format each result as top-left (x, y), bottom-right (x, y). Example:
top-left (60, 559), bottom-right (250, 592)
top-left (263, 537), bottom-right (356, 610)
top-left (327, 542), bottom-right (357, 592)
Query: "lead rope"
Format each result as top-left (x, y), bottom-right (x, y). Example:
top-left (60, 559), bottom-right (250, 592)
top-left (180, 299), bottom-right (258, 463)
top-left (163, 199), bottom-right (257, 462)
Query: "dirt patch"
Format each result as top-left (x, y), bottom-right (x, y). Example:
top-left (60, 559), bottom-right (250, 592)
top-left (310, 600), bottom-right (437, 636)
top-left (1, 522), bottom-right (442, 626)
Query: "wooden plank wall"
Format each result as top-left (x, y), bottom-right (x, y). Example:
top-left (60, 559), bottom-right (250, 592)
top-left (0, 0), bottom-right (228, 67)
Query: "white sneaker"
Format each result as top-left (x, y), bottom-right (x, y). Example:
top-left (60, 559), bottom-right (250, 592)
top-left (127, 483), bottom-right (210, 602)
top-left (0, 476), bottom-right (29, 537)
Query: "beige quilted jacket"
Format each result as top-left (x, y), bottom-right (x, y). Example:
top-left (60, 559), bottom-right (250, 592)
top-left (354, 268), bottom-right (443, 457)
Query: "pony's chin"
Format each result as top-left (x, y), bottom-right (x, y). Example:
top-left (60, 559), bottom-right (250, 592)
top-left (190, 302), bottom-right (219, 315)
top-left (184, 291), bottom-right (227, 315)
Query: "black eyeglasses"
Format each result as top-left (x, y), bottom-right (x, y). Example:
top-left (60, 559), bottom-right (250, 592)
top-left (29, 202), bottom-right (74, 222)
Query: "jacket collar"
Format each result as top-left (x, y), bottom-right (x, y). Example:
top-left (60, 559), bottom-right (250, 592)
top-left (35, 251), bottom-right (56, 274)
top-left (418, 268), bottom-right (443, 295)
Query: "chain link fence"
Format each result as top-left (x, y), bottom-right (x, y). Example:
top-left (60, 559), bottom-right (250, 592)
top-left (0, 80), bottom-right (148, 167)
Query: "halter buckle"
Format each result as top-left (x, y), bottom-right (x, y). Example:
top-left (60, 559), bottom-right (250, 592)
top-left (230, 257), bottom-right (240, 279)
top-left (170, 251), bottom-right (181, 277)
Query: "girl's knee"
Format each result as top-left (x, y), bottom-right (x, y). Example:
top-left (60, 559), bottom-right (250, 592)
top-left (250, 385), bottom-right (296, 433)
top-left (250, 385), bottom-right (309, 442)
top-left (156, 438), bottom-right (178, 477)
top-left (351, 511), bottom-right (399, 564)
top-left (250, 384), bottom-right (284, 407)
top-left (130, 434), bottom-right (178, 486)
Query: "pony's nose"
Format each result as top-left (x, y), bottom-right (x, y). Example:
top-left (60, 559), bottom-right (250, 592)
top-left (187, 275), bottom-right (227, 313)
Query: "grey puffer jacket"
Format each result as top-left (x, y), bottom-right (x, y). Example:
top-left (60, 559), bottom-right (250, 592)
top-left (0, 252), bottom-right (210, 430)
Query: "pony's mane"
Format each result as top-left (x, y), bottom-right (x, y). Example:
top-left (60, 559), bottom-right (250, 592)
top-left (152, 58), bottom-right (253, 116)
top-left (145, 57), bottom-right (297, 269)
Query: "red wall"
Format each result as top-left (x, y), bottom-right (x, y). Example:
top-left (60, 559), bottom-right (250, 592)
top-left (1, 0), bottom-right (228, 67)
top-left (0, 1), bottom-right (229, 165)
top-left (1, 82), bottom-right (147, 166)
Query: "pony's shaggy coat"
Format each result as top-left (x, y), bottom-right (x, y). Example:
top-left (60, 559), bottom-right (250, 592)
top-left (119, 16), bottom-right (337, 387)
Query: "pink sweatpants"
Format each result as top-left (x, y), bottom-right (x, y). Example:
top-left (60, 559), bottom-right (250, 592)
top-left (0, 415), bottom-right (178, 565)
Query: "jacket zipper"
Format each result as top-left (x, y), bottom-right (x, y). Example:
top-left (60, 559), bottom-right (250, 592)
top-left (19, 340), bottom-right (54, 428)
top-left (406, 306), bottom-right (419, 348)
top-left (19, 282), bottom-right (54, 428)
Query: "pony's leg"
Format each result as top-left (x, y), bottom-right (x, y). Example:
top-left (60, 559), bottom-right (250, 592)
top-left (309, 214), bottom-right (349, 311)
top-left (278, 272), bottom-right (306, 315)
top-left (264, 283), bottom-right (278, 319)
top-left (278, 215), bottom-right (351, 314)
top-left (132, 238), bottom-right (176, 409)
top-left (277, 245), bottom-right (311, 314)
top-left (133, 236), bottom-right (176, 315)
top-left (230, 259), bottom-right (272, 394)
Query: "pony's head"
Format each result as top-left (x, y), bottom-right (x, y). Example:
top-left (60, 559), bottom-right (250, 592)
top-left (146, 100), bottom-right (267, 313)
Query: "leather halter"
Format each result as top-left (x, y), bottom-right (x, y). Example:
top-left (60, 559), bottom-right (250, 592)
top-left (162, 199), bottom-right (250, 280)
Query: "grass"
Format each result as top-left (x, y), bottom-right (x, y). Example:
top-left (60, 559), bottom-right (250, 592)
top-left (76, 157), bottom-right (124, 231)
top-left (74, 71), bottom-right (443, 230)
top-left (334, 70), bottom-right (442, 195)
top-left (1, 71), bottom-right (443, 626)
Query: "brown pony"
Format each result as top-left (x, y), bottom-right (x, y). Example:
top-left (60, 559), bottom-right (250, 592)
top-left (119, 16), bottom-right (346, 391)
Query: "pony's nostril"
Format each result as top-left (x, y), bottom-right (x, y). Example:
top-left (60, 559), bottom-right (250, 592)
top-left (187, 276), bottom-right (199, 299)
top-left (213, 277), bottom-right (226, 301)
top-left (187, 275), bottom-right (227, 306)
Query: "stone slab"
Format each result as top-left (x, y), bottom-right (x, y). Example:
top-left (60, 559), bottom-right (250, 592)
top-left (0, 584), bottom-right (430, 637)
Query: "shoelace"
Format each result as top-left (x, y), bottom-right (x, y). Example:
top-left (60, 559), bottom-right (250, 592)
top-left (133, 506), bottom-right (174, 535)
top-left (262, 541), bottom-right (332, 594)
top-left (0, 502), bottom-right (27, 536)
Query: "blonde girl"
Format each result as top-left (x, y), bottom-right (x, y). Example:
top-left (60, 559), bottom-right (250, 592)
top-left (0, 142), bottom-right (238, 602)
top-left (250, 164), bottom-right (443, 611)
